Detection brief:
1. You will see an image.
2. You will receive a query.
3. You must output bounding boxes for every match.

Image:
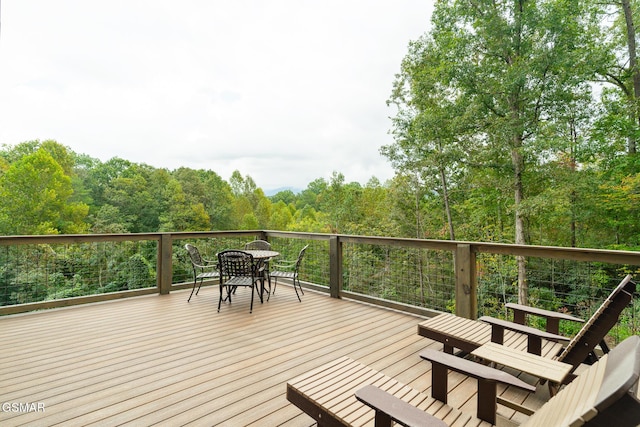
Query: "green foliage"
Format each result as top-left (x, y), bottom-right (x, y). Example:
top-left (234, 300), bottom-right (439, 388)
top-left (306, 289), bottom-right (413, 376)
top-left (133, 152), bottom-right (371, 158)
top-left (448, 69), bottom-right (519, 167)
top-left (0, 146), bottom-right (89, 235)
top-left (125, 254), bottom-right (154, 289)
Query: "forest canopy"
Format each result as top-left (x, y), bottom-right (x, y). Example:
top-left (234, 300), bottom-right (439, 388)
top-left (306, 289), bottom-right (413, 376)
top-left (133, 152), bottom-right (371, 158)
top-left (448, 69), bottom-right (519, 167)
top-left (0, 132), bottom-right (637, 256)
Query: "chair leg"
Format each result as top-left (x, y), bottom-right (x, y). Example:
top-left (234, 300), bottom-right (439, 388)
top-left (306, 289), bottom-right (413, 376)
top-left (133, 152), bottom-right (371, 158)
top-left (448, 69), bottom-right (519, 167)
top-left (293, 276), bottom-right (304, 302)
top-left (249, 285), bottom-right (255, 313)
top-left (220, 283), bottom-right (232, 303)
top-left (188, 278), bottom-right (199, 302)
top-left (293, 276), bottom-right (302, 302)
top-left (272, 277), bottom-right (278, 294)
top-left (264, 273), bottom-right (271, 301)
top-left (256, 279), bottom-right (264, 304)
top-left (296, 275), bottom-right (304, 295)
top-left (217, 286), bottom-right (223, 312)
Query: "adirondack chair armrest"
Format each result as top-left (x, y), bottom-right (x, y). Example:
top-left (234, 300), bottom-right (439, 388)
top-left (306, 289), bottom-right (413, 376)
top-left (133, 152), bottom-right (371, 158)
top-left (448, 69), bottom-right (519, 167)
top-left (355, 385), bottom-right (447, 427)
top-left (506, 302), bottom-right (584, 334)
top-left (420, 348), bottom-right (535, 424)
top-left (479, 315), bottom-right (570, 355)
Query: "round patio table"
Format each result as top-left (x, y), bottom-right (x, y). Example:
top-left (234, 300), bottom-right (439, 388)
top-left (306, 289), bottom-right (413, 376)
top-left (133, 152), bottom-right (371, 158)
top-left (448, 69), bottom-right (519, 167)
top-left (242, 249), bottom-right (279, 300)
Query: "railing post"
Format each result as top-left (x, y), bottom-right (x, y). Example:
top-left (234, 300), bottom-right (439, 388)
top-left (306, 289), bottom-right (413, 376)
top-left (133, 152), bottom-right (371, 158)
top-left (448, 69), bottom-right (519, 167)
top-left (329, 235), bottom-right (343, 298)
top-left (158, 233), bottom-right (173, 295)
top-left (455, 243), bottom-right (477, 319)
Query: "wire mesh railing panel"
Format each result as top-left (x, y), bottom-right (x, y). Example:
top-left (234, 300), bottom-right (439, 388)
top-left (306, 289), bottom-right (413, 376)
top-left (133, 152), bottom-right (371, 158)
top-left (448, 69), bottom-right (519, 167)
top-left (172, 236), bottom-right (330, 289)
top-left (342, 243), bottom-right (455, 312)
top-left (477, 254), bottom-right (640, 344)
top-left (268, 237), bottom-right (330, 288)
top-left (172, 237), bottom-right (251, 285)
top-left (0, 240), bottom-right (158, 306)
top-left (3, 231), bottom-right (638, 344)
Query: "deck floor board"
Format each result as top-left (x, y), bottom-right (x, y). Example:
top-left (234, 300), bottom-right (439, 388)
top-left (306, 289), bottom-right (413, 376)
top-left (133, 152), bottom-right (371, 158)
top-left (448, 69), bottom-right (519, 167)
top-left (0, 286), bottom-right (549, 426)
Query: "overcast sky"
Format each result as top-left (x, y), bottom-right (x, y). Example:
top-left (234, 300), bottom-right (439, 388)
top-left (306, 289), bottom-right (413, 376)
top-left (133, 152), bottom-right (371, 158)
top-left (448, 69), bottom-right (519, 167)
top-left (0, 1), bottom-right (434, 192)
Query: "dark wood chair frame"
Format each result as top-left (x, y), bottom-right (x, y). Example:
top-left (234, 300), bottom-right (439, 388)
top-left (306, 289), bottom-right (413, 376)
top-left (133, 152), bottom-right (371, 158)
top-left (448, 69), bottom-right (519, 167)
top-left (418, 275), bottom-right (636, 381)
top-left (287, 336), bottom-right (640, 427)
top-left (358, 335), bottom-right (640, 427)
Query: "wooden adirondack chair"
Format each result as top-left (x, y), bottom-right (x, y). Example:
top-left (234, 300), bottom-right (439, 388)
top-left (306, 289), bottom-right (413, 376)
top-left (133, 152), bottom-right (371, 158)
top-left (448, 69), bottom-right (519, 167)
top-left (417, 275), bottom-right (636, 388)
top-left (286, 335), bottom-right (640, 426)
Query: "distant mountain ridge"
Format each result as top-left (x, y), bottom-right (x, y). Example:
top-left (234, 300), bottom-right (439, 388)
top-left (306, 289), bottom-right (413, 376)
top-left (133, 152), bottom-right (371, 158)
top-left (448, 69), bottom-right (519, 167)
top-left (265, 186), bottom-right (302, 196)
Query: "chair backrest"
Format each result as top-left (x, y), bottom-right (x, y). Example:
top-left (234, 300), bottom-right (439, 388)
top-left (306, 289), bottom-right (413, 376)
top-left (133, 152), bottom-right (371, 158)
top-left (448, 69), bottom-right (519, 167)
top-left (244, 240), bottom-right (271, 250)
top-left (218, 250), bottom-right (254, 277)
top-left (558, 274), bottom-right (636, 368)
top-left (185, 243), bottom-right (204, 267)
top-left (294, 245), bottom-right (309, 272)
top-left (523, 335), bottom-right (640, 427)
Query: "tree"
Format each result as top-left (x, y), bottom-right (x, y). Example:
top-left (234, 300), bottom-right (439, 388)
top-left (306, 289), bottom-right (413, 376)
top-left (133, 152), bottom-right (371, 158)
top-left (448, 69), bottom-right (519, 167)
top-left (0, 149), bottom-right (89, 234)
top-left (270, 200), bottom-right (294, 230)
top-left (270, 189), bottom-right (297, 205)
top-left (296, 178), bottom-right (327, 211)
top-left (158, 179), bottom-right (211, 232)
top-left (202, 171), bottom-right (235, 230)
top-left (102, 172), bottom-right (155, 233)
top-left (594, 0), bottom-right (640, 155)
top-left (390, 0), bottom-right (602, 303)
top-left (385, 33), bottom-right (477, 240)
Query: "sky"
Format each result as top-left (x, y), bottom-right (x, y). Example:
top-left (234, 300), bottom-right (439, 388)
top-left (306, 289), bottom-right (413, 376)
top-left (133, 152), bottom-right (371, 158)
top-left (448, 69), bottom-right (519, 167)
top-left (0, 0), bottom-right (434, 192)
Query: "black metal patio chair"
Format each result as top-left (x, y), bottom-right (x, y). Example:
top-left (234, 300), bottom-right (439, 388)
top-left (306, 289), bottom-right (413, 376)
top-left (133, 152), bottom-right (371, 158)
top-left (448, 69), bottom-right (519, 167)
top-left (217, 250), bottom-right (264, 313)
top-left (185, 243), bottom-right (220, 302)
top-left (270, 245), bottom-right (308, 302)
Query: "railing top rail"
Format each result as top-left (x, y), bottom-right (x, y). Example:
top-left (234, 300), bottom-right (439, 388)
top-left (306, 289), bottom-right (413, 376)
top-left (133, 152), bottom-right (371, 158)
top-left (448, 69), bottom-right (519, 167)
top-left (169, 230), bottom-right (262, 240)
top-left (264, 230), bottom-right (333, 241)
top-left (470, 241), bottom-right (640, 265)
top-left (1, 230), bottom-right (639, 265)
top-left (0, 233), bottom-right (162, 245)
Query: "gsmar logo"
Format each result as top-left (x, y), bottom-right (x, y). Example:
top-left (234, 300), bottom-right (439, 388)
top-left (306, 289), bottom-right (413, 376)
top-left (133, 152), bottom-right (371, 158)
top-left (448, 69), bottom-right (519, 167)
top-left (2, 402), bottom-right (45, 413)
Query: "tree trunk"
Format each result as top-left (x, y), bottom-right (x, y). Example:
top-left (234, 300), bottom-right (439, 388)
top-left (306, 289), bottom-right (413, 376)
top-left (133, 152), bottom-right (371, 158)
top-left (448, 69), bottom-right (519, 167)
top-left (439, 167), bottom-right (455, 240)
top-left (570, 119), bottom-right (577, 247)
top-left (512, 141), bottom-right (528, 305)
top-left (623, 0), bottom-right (639, 154)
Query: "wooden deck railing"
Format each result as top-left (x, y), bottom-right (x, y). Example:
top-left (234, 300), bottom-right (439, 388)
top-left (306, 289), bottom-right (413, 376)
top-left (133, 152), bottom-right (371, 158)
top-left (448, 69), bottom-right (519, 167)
top-left (1, 231), bottom-right (639, 324)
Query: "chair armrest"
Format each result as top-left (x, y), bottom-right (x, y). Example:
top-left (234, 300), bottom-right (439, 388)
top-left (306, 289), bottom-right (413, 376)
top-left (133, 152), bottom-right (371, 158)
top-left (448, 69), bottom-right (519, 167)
top-left (479, 316), bottom-right (570, 341)
top-left (355, 385), bottom-right (447, 427)
top-left (479, 316), bottom-right (570, 355)
top-left (272, 260), bottom-right (295, 269)
top-left (420, 349), bottom-right (536, 392)
top-left (193, 261), bottom-right (218, 269)
top-left (506, 302), bottom-right (584, 334)
top-left (420, 348), bottom-right (535, 424)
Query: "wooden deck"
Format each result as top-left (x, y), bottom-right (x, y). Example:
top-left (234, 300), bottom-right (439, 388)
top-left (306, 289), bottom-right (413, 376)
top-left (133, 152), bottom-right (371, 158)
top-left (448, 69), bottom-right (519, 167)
top-left (0, 285), bottom-right (550, 426)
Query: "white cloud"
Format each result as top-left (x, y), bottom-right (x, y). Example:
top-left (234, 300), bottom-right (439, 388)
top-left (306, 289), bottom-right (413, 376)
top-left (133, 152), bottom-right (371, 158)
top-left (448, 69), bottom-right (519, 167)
top-left (0, 0), bottom-right (434, 190)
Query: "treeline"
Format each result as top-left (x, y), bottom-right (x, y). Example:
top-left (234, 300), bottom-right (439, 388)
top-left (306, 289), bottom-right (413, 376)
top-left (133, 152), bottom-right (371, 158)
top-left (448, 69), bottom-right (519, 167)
top-left (0, 137), bottom-right (637, 254)
top-left (0, 140), bottom-right (392, 237)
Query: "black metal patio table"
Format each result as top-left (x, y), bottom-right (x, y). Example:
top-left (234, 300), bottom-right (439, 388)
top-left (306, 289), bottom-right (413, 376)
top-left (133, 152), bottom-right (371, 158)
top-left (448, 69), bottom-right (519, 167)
top-left (242, 249), bottom-right (279, 300)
